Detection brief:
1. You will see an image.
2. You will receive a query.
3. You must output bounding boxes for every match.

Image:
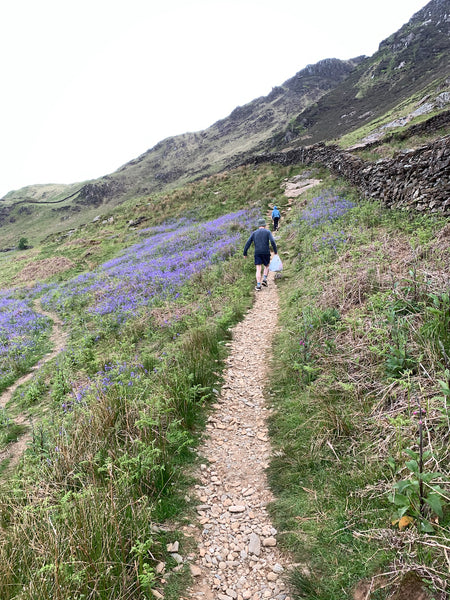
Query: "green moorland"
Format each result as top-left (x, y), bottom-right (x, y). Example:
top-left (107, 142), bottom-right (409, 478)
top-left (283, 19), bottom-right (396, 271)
top-left (0, 162), bottom-right (448, 599)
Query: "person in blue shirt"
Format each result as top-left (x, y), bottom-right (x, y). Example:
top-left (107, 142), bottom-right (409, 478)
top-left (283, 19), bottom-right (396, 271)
top-left (271, 205), bottom-right (281, 231)
top-left (243, 218), bottom-right (278, 291)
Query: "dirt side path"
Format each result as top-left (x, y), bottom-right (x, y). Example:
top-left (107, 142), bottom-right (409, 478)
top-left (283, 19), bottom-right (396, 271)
top-left (0, 301), bottom-right (67, 470)
top-left (185, 271), bottom-right (292, 600)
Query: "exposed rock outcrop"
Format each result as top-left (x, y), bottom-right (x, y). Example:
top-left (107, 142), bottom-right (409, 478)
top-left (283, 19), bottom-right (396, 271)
top-left (76, 177), bottom-right (126, 207)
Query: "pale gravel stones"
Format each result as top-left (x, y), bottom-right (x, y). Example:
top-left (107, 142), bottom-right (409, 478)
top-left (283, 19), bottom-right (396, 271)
top-left (248, 533), bottom-right (261, 556)
top-left (187, 273), bottom-right (292, 600)
top-left (229, 506), bottom-right (246, 513)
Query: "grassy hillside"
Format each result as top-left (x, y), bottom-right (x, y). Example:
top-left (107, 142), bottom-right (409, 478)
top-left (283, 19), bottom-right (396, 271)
top-left (0, 3), bottom-right (448, 596)
top-left (0, 163), bottom-right (291, 598)
top-left (0, 160), bottom-right (448, 599)
top-left (268, 184), bottom-right (450, 598)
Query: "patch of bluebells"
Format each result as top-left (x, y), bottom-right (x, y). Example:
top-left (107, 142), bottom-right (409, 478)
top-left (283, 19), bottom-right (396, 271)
top-left (39, 210), bottom-right (256, 326)
top-left (301, 192), bottom-right (355, 227)
top-left (1, 210), bottom-right (256, 390)
top-left (138, 217), bottom-right (194, 236)
top-left (312, 230), bottom-right (348, 252)
top-left (0, 291), bottom-right (51, 385)
top-left (64, 360), bottom-right (149, 413)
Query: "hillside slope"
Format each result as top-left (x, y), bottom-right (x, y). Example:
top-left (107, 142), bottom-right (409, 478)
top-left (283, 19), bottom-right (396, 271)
top-left (0, 163), bottom-right (449, 600)
top-left (0, 58), bottom-right (361, 246)
top-left (47, 58), bottom-right (362, 203)
top-left (1, 0), bottom-right (449, 247)
top-left (285, 0), bottom-right (450, 145)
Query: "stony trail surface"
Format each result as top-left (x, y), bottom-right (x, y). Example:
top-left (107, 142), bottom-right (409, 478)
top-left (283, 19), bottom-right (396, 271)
top-left (185, 270), bottom-right (293, 600)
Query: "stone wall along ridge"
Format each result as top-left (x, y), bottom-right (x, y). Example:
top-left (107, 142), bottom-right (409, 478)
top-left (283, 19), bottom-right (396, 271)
top-left (250, 133), bottom-right (450, 215)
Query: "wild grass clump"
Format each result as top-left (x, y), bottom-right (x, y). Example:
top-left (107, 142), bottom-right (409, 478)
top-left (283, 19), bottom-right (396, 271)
top-left (0, 482), bottom-right (157, 599)
top-left (269, 184), bottom-right (450, 598)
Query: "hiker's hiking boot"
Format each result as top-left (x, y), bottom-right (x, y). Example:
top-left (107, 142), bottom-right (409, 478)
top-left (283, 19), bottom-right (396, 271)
top-left (261, 279), bottom-right (268, 287)
top-left (255, 285), bottom-right (261, 291)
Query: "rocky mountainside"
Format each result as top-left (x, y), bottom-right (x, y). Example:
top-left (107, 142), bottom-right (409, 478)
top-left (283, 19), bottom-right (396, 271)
top-left (1, 0), bottom-right (449, 238)
top-left (1, 56), bottom-right (360, 210)
top-left (49, 58), bottom-right (364, 205)
top-left (285, 0), bottom-right (450, 145)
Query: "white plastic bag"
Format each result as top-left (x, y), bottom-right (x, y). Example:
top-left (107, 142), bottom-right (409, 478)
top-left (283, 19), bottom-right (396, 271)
top-left (269, 255), bottom-right (283, 272)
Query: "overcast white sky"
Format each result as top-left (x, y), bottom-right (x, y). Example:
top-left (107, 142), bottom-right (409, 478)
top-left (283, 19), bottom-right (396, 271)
top-left (0, 0), bottom-right (428, 197)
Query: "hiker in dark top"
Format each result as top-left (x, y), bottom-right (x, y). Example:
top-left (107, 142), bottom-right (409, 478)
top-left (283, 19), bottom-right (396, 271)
top-left (271, 205), bottom-right (281, 231)
top-left (243, 218), bottom-right (278, 291)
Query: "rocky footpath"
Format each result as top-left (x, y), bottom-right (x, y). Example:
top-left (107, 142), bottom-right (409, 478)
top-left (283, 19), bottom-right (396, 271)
top-left (185, 272), bottom-right (293, 600)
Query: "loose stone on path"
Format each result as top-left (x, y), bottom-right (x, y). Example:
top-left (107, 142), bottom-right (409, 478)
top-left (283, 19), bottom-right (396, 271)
top-left (187, 272), bottom-right (292, 600)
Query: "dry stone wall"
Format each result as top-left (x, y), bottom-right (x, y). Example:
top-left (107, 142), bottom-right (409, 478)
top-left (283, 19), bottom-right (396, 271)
top-left (250, 135), bottom-right (450, 215)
